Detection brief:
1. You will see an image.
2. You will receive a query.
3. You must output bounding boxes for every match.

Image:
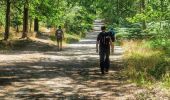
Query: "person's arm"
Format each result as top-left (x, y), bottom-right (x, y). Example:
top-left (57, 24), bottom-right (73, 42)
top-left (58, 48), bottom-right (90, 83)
top-left (96, 41), bottom-right (99, 53)
top-left (62, 30), bottom-right (64, 39)
top-left (110, 38), bottom-right (114, 54)
top-left (113, 30), bottom-right (116, 41)
top-left (96, 34), bottom-right (100, 53)
top-left (55, 30), bottom-right (57, 36)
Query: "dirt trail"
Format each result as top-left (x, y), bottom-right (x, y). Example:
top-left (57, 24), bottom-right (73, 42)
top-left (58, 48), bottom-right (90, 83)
top-left (0, 20), bottom-right (145, 100)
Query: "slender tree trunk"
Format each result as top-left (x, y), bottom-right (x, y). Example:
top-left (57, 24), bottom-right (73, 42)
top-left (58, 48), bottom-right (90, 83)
top-left (29, 18), bottom-right (32, 32)
top-left (57, 0), bottom-right (60, 8)
top-left (4, 0), bottom-right (10, 40)
top-left (21, 0), bottom-right (29, 38)
top-left (34, 17), bottom-right (39, 32)
top-left (16, 16), bottom-right (19, 32)
top-left (16, 25), bottom-right (19, 32)
top-left (160, 0), bottom-right (164, 29)
top-left (141, 0), bottom-right (146, 29)
top-left (117, 0), bottom-right (120, 25)
top-left (34, 17), bottom-right (40, 37)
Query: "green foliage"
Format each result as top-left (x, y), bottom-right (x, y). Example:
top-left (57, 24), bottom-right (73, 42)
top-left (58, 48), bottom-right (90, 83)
top-left (65, 34), bottom-right (80, 43)
top-left (0, 0), bottom-right (96, 39)
top-left (49, 33), bottom-right (80, 44)
top-left (147, 21), bottom-right (170, 55)
top-left (0, 7), bottom-right (5, 26)
top-left (162, 72), bottom-right (170, 87)
top-left (148, 58), bottom-right (168, 80)
top-left (123, 41), bottom-right (170, 87)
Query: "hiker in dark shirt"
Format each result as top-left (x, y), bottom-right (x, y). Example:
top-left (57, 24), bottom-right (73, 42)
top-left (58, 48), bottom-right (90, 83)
top-left (96, 26), bottom-right (114, 74)
top-left (55, 26), bottom-right (64, 51)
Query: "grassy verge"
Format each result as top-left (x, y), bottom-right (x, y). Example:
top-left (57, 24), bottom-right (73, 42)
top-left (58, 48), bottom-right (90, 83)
top-left (0, 39), bottom-right (33, 50)
top-left (0, 38), bottom-right (56, 52)
top-left (49, 33), bottom-right (80, 43)
top-left (122, 40), bottom-right (170, 88)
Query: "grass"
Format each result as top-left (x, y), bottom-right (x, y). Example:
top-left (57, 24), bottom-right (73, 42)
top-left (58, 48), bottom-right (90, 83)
top-left (0, 39), bottom-right (33, 50)
top-left (122, 40), bottom-right (170, 87)
top-left (49, 33), bottom-right (80, 43)
top-left (0, 27), bottom-right (81, 52)
top-left (0, 38), bottom-right (57, 52)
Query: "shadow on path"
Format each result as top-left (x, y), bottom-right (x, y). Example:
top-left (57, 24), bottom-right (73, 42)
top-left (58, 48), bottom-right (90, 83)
top-left (0, 20), bottom-right (143, 100)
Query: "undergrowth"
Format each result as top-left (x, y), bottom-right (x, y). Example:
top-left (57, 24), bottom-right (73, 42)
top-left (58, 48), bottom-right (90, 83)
top-left (123, 40), bottom-right (170, 87)
top-left (49, 33), bottom-right (80, 43)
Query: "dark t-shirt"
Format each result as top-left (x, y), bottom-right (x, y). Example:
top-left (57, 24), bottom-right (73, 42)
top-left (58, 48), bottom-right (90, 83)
top-left (97, 32), bottom-right (111, 49)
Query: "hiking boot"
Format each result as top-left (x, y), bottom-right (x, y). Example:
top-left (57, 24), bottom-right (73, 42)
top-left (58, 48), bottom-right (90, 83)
top-left (105, 69), bottom-right (109, 73)
top-left (101, 71), bottom-right (105, 75)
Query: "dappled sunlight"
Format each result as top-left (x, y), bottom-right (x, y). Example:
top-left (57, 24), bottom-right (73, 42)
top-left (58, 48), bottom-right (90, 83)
top-left (79, 39), bottom-right (96, 43)
top-left (0, 59), bottom-right (143, 99)
top-left (0, 20), bottom-right (146, 99)
top-left (68, 41), bottom-right (96, 48)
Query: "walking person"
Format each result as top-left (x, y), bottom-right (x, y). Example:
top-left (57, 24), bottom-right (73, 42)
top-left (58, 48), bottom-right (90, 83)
top-left (96, 26), bottom-right (114, 75)
top-left (55, 26), bottom-right (64, 51)
top-left (108, 27), bottom-right (116, 53)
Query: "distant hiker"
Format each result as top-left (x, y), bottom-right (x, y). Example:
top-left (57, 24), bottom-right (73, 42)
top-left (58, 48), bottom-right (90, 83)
top-left (96, 26), bottom-right (114, 75)
top-left (55, 26), bottom-right (64, 50)
top-left (108, 27), bottom-right (116, 53)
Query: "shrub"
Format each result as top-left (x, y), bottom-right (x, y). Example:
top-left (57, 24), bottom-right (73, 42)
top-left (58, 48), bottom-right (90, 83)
top-left (123, 40), bottom-right (170, 86)
top-left (49, 33), bottom-right (80, 44)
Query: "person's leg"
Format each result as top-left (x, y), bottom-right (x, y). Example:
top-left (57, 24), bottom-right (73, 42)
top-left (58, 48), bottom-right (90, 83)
top-left (58, 38), bottom-right (62, 50)
top-left (105, 49), bottom-right (110, 72)
top-left (112, 42), bottom-right (115, 53)
top-left (100, 49), bottom-right (105, 74)
top-left (57, 39), bottom-right (60, 50)
top-left (60, 39), bottom-right (63, 50)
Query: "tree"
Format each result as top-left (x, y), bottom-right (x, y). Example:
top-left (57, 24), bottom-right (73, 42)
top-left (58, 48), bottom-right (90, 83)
top-left (21, 0), bottom-right (29, 38)
top-left (4, 0), bottom-right (11, 40)
top-left (140, 0), bottom-right (146, 29)
top-left (34, 17), bottom-right (39, 32)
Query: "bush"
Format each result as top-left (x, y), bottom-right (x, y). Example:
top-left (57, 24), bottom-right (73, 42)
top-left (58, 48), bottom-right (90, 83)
top-left (126, 28), bottom-right (143, 39)
top-left (49, 33), bottom-right (80, 44)
top-left (123, 40), bottom-right (170, 86)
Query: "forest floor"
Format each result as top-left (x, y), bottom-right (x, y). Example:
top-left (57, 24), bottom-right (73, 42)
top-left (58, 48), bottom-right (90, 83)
top-left (0, 20), bottom-right (169, 100)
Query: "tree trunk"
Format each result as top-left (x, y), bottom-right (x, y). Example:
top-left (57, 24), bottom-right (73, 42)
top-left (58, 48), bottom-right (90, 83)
top-left (4, 0), bottom-right (10, 41)
top-left (29, 18), bottom-right (32, 32)
top-left (21, 0), bottom-right (29, 38)
top-left (117, 0), bottom-right (120, 25)
top-left (16, 24), bottom-right (19, 32)
top-left (16, 16), bottom-right (19, 32)
top-left (34, 17), bottom-right (39, 32)
top-left (141, 0), bottom-right (146, 29)
top-left (160, 0), bottom-right (164, 29)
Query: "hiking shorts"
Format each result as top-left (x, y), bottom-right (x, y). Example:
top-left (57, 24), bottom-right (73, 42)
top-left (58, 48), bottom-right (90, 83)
top-left (57, 37), bottom-right (62, 42)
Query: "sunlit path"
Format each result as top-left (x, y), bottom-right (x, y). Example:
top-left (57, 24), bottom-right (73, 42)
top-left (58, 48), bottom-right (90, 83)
top-left (0, 20), bottom-right (145, 100)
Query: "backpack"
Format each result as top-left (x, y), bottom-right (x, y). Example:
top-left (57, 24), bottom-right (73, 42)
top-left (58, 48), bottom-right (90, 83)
top-left (56, 29), bottom-right (63, 38)
top-left (100, 32), bottom-right (111, 46)
top-left (109, 30), bottom-right (115, 42)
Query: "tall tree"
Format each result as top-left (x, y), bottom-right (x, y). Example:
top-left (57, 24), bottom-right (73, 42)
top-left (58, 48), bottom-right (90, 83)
top-left (34, 17), bottom-right (39, 32)
top-left (117, 0), bottom-right (120, 25)
top-left (4, 0), bottom-right (11, 40)
top-left (21, 0), bottom-right (29, 38)
top-left (141, 0), bottom-right (146, 29)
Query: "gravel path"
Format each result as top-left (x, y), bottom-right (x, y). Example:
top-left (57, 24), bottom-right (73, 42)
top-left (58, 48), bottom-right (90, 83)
top-left (0, 20), bottom-right (148, 100)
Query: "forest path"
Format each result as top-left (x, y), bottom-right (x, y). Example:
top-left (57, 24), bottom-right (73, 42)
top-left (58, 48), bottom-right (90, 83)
top-left (0, 20), bottom-right (145, 100)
